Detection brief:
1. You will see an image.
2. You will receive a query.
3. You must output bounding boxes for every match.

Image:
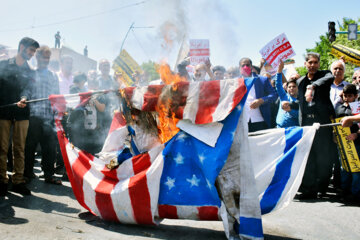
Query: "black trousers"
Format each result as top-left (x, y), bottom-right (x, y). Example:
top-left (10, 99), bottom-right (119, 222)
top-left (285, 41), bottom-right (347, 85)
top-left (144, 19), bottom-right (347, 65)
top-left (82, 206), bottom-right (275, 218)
top-left (300, 127), bottom-right (336, 194)
top-left (248, 121), bottom-right (268, 133)
top-left (24, 116), bottom-right (57, 178)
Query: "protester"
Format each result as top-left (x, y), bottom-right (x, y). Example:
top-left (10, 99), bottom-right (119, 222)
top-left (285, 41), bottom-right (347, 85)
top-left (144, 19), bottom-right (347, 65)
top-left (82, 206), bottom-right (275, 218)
top-left (24, 45), bottom-right (61, 185)
top-left (98, 59), bottom-right (115, 90)
top-left (334, 84), bottom-right (360, 204)
top-left (68, 74), bottom-right (107, 155)
top-left (212, 65), bottom-right (226, 80)
top-left (193, 60), bottom-right (214, 82)
top-left (239, 57), bottom-right (277, 132)
top-left (274, 60), bottom-right (298, 128)
top-left (70, 72), bottom-right (87, 93)
top-left (84, 45), bottom-right (88, 57)
top-left (226, 66), bottom-right (240, 79)
top-left (330, 60), bottom-right (349, 109)
top-left (352, 69), bottom-right (360, 86)
top-left (57, 55), bottom-right (74, 95)
top-left (87, 69), bottom-right (98, 90)
top-left (54, 31), bottom-right (61, 49)
top-left (55, 55), bottom-right (74, 178)
top-left (284, 52), bottom-right (336, 199)
top-left (351, 69), bottom-right (360, 99)
top-left (0, 37), bottom-right (39, 196)
top-left (329, 59), bottom-right (349, 189)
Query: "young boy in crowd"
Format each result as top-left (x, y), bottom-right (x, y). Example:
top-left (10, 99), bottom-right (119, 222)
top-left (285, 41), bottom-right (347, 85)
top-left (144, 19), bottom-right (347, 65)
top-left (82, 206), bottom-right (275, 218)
top-left (335, 84), bottom-right (360, 204)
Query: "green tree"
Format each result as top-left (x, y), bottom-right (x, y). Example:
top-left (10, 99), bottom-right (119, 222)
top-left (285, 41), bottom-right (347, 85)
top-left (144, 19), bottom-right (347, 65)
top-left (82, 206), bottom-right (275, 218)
top-left (141, 60), bottom-right (160, 81)
top-left (296, 18), bottom-right (360, 81)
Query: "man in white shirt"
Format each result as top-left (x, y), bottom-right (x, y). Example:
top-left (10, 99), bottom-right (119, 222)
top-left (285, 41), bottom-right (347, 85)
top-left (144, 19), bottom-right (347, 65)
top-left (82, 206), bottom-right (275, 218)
top-left (57, 55), bottom-right (73, 95)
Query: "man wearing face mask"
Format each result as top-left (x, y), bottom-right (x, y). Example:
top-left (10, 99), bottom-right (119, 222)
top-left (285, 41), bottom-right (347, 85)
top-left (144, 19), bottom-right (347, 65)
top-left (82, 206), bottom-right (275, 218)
top-left (239, 57), bottom-right (277, 132)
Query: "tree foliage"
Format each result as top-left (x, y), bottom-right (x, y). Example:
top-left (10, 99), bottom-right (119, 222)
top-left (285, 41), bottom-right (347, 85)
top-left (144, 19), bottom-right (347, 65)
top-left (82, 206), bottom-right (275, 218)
top-left (141, 60), bottom-right (160, 81)
top-left (296, 18), bottom-right (360, 81)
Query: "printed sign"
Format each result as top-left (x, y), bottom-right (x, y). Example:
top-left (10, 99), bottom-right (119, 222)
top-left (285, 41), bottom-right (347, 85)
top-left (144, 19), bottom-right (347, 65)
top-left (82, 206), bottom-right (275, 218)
top-left (189, 39), bottom-right (210, 66)
top-left (349, 101), bottom-right (360, 115)
top-left (259, 33), bottom-right (295, 69)
top-left (113, 49), bottom-right (142, 87)
top-left (332, 117), bottom-right (360, 172)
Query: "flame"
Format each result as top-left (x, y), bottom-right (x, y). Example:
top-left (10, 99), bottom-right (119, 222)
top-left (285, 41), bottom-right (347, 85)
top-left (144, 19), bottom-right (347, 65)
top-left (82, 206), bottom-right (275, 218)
top-left (156, 64), bottom-right (187, 143)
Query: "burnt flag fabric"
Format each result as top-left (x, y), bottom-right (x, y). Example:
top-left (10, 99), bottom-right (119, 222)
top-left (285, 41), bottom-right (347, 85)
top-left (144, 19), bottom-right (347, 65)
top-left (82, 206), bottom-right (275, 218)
top-left (47, 77), bottom-right (316, 240)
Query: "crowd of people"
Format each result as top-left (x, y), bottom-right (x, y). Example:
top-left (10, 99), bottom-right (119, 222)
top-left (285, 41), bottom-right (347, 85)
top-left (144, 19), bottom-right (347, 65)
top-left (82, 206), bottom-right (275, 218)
top-left (0, 37), bottom-right (119, 196)
top-left (0, 36), bottom-right (359, 207)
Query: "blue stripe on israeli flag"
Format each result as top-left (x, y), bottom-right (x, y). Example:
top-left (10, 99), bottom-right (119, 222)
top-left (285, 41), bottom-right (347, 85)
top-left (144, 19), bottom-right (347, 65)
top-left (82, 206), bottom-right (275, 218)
top-left (234, 216), bottom-right (263, 238)
top-left (260, 127), bottom-right (303, 214)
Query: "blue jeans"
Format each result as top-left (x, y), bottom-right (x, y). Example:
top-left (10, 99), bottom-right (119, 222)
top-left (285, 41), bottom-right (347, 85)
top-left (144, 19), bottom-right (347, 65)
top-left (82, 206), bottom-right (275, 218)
top-left (341, 169), bottom-right (360, 196)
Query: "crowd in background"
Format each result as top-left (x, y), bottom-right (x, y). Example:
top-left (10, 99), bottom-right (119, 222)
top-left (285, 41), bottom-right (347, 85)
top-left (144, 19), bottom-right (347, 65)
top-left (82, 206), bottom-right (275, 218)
top-left (0, 36), bottom-right (360, 207)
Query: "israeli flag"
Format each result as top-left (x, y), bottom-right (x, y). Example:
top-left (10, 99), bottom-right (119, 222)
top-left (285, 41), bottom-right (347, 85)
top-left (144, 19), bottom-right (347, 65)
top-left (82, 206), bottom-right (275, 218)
top-left (249, 125), bottom-right (318, 214)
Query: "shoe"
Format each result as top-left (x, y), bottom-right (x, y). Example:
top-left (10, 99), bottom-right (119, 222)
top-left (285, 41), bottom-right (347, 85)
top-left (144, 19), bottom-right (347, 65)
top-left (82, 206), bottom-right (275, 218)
top-left (317, 192), bottom-right (328, 199)
top-left (296, 192), bottom-right (317, 200)
top-left (24, 172), bottom-right (37, 184)
top-left (61, 173), bottom-right (69, 182)
top-left (24, 172), bottom-right (36, 179)
top-left (0, 182), bottom-right (8, 196)
top-left (44, 176), bottom-right (62, 185)
top-left (11, 183), bottom-right (31, 195)
top-left (55, 165), bottom-right (65, 175)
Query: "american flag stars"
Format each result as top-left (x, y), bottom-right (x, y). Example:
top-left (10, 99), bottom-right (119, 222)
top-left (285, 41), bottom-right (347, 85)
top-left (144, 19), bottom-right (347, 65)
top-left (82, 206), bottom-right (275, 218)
top-left (186, 174), bottom-right (200, 187)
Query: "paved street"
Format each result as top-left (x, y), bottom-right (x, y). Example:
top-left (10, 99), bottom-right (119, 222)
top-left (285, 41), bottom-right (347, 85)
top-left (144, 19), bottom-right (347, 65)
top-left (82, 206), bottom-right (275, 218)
top-left (1, 162), bottom-right (360, 240)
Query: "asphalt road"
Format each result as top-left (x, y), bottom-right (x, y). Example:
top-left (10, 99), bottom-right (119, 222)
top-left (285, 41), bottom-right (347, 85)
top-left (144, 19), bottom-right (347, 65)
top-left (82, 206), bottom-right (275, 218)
top-left (1, 162), bottom-right (360, 240)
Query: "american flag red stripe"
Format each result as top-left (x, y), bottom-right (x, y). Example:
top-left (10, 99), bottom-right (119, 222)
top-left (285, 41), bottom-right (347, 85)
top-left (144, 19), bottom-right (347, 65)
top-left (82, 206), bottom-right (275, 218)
top-left (195, 80), bottom-right (221, 124)
top-left (142, 85), bottom-right (165, 111)
top-left (95, 167), bottom-right (119, 221)
top-left (157, 204), bottom-right (220, 220)
top-left (48, 78), bottom-right (249, 226)
top-left (129, 153), bottom-right (153, 224)
top-left (126, 78), bottom-right (246, 124)
top-left (55, 122), bottom-right (165, 224)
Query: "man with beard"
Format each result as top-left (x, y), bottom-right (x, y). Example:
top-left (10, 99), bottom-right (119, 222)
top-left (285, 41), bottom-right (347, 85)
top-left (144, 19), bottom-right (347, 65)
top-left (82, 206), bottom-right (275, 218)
top-left (192, 59), bottom-right (214, 82)
top-left (24, 46), bottom-right (61, 185)
top-left (239, 57), bottom-right (277, 132)
top-left (0, 37), bottom-right (39, 196)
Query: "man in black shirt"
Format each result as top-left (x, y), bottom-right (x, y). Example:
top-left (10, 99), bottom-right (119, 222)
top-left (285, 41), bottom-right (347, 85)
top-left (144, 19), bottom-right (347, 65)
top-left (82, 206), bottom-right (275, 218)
top-left (0, 37), bottom-right (39, 196)
top-left (296, 52), bottom-right (337, 199)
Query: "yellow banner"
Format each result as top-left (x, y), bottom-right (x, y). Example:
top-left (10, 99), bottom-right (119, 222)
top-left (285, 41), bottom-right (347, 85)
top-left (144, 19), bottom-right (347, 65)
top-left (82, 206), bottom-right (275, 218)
top-left (331, 44), bottom-right (360, 66)
top-left (112, 49), bottom-right (143, 87)
top-left (332, 117), bottom-right (360, 172)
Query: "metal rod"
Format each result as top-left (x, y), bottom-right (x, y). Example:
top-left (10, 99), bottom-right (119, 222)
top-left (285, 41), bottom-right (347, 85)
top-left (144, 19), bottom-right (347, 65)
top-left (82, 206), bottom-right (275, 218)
top-left (0, 89), bottom-right (113, 109)
top-left (335, 31), bottom-right (360, 34)
top-left (119, 22), bottom-right (135, 54)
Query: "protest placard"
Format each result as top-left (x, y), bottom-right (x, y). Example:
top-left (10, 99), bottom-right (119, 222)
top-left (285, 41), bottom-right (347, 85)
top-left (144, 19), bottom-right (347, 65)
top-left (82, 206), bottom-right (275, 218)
top-left (189, 39), bottom-right (210, 66)
top-left (332, 117), bottom-right (360, 172)
top-left (113, 49), bottom-right (142, 87)
top-left (259, 33), bottom-right (295, 69)
top-left (349, 101), bottom-right (360, 115)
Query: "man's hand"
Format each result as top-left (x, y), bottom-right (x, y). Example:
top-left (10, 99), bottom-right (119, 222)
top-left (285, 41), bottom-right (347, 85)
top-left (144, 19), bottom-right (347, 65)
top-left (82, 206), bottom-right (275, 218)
top-left (346, 133), bottom-right (358, 141)
top-left (204, 58), bottom-right (211, 70)
top-left (250, 98), bottom-right (264, 109)
top-left (16, 98), bottom-right (27, 108)
top-left (281, 101), bottom-right (291, 112)
top-left (305, 86), bottom-right (314, 103)
top-left (277, 60), bottom-right (284, 73)
top-left (341, 116), bottom-right (355, 127)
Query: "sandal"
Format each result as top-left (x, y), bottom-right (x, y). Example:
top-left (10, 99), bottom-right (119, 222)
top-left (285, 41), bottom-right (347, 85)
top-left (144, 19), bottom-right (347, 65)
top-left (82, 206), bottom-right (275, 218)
top-left (44, 177), bottom-right (62, 185)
